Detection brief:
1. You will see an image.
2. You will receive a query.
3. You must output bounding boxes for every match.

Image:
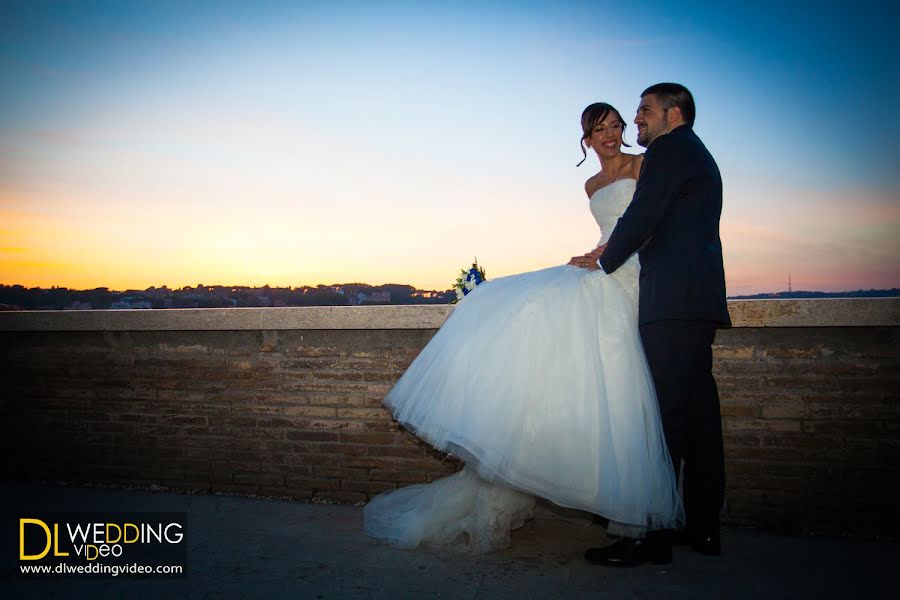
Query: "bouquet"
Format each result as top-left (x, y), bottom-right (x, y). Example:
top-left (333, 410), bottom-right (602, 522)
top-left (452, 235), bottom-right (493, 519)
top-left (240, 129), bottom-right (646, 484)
top-left (451, 259), bottom-right (487, 304)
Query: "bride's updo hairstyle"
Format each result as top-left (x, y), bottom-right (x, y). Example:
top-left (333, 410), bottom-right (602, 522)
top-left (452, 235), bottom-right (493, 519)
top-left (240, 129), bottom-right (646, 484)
top-left (577, 102), bottom-right (630, 166)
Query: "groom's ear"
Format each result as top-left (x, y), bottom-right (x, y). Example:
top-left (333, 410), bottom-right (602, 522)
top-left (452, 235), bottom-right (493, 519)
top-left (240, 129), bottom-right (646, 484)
top-left (667, 106), bottom-right (683, 127)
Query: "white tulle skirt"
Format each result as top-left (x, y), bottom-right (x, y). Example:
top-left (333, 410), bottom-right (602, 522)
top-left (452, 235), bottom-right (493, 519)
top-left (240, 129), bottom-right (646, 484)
top-left (364, 263), bottom-right (683, 551)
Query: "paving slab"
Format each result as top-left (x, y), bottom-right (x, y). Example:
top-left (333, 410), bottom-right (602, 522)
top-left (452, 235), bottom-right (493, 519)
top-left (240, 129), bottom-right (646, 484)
top-left (2, 482), bottom-right (895, 599)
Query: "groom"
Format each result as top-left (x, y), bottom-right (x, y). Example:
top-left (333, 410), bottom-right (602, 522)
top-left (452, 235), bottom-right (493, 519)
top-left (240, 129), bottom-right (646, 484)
top-left (572, 83), bottom-right (730, 567)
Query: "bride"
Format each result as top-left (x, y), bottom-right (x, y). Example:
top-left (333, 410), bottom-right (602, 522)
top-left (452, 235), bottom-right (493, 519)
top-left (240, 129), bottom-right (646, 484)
top-left (363, 102), bottom-right (683, 552)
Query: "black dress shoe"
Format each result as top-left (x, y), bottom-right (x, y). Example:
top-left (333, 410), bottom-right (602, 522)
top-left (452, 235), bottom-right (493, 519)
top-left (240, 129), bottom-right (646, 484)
top-left (584, 535), bottom-right (672, 568)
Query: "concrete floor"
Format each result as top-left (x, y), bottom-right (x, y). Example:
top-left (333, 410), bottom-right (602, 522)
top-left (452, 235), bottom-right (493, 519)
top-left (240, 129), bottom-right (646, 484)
top-left (2, 482), bottom-right (896, 599)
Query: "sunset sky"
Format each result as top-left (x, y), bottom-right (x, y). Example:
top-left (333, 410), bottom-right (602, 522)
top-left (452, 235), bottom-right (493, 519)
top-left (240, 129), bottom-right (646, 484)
top-left (1, 0), bottom-right (898, 294)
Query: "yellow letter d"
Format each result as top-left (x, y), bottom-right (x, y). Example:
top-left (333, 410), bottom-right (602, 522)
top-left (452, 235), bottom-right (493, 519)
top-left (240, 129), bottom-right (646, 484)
top-left (20, 519), bottom-right (52, 561)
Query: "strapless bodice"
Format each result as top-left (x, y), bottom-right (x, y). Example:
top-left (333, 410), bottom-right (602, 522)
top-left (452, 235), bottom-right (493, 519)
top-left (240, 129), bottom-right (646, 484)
top-left (590, 178), bottom-right (636, 245)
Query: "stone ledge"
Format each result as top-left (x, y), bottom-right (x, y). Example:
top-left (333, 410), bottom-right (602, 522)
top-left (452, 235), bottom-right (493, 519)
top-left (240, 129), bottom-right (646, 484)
top-left (728, 298), bottom-right (899, 328)
top-left (0, 298), bottom-right (896, 331)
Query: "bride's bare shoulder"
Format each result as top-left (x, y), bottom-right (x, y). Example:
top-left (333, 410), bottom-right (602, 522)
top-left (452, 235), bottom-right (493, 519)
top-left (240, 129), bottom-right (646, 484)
top-left (630, 154), bottom-right (645, 181)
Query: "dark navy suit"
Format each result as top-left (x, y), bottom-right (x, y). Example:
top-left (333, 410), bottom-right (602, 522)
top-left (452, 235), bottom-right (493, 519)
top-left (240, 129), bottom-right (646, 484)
top-left (599, 124), bottom-right (729, 533)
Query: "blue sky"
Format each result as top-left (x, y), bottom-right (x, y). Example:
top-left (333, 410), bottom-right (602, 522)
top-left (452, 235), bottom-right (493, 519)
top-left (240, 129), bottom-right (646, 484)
top-left (1, 0), bottom-right (898, 293)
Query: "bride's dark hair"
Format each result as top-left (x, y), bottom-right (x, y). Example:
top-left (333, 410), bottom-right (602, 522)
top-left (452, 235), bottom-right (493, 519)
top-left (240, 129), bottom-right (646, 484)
top-left (577, 102), bottom-right (630, 166)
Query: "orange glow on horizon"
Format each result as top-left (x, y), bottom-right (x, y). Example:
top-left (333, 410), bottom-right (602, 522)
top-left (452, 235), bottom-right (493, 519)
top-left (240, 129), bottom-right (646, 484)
top-left (3, 184), bottom-right (898, 295)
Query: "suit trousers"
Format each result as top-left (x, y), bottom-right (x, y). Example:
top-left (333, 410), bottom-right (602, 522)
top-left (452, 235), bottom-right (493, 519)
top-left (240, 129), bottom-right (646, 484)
top-left (639, 320), bottom-right (726, 530)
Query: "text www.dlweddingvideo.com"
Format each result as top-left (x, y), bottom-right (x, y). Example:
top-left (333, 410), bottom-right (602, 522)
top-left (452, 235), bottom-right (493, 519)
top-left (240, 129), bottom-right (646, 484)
top-left (20, 562), bottom-right (184, 576)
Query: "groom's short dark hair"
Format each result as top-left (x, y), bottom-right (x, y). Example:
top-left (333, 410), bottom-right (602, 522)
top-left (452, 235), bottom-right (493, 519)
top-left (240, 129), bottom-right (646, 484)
top-left (642, 83), bottom-right (695, 127)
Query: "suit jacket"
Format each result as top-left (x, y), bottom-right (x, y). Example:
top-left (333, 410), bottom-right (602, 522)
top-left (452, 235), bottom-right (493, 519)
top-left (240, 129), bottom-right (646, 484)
top-left (599, 125), bottom-right (731, 327)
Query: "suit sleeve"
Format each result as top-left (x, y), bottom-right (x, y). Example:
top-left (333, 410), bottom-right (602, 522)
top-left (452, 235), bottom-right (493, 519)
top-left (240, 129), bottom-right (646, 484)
top-left (598, 134), bottom-right (684, 274)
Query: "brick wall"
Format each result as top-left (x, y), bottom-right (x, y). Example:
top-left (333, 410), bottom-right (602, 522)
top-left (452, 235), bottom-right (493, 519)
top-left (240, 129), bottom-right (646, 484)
top-left (1, 329), bottom-right (461, 504)
top-left (1, 302), bottom-right (897, 536)
top-left (714, 326), bottom-right (899, 536)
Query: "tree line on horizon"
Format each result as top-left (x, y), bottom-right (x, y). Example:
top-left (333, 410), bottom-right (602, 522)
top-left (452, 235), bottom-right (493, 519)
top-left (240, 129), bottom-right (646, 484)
top-left (0, 283), bottom-right (456, 311)
top-left (0, 283), bottom-right (896, 311)
top-left (727, 289), bottom-right (899, 300)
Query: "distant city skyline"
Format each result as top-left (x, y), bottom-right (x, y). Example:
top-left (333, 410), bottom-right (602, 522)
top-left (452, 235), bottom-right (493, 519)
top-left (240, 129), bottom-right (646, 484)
top-left (3, 281), bottom-right (895, 313)
top-left (2, 1), bottom-right (898, 294)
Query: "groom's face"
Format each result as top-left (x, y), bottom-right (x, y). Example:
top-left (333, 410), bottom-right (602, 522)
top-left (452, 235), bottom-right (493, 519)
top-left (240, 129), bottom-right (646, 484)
top-left (634, 94), bottom-right (669, 147)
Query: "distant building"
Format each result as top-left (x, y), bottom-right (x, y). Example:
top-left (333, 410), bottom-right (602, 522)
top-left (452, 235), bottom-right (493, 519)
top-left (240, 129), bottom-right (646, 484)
top-left (357, 291), bottom-right (390, 304)
top-left (111, 296), bottom-right (152, 309)
top-left (411, 291), bottom-right (442, 299)
top-left (64, 301), bottom-right (93, 310)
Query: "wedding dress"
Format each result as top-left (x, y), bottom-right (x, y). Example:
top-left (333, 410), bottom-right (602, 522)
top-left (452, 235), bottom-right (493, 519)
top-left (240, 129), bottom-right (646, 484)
top-left (364, 178), bottom-right (684, 551)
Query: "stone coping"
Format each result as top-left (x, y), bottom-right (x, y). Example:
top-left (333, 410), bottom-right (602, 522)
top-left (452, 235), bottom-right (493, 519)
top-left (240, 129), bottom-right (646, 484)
top-left (0, 298), bottom-right (897, 331)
